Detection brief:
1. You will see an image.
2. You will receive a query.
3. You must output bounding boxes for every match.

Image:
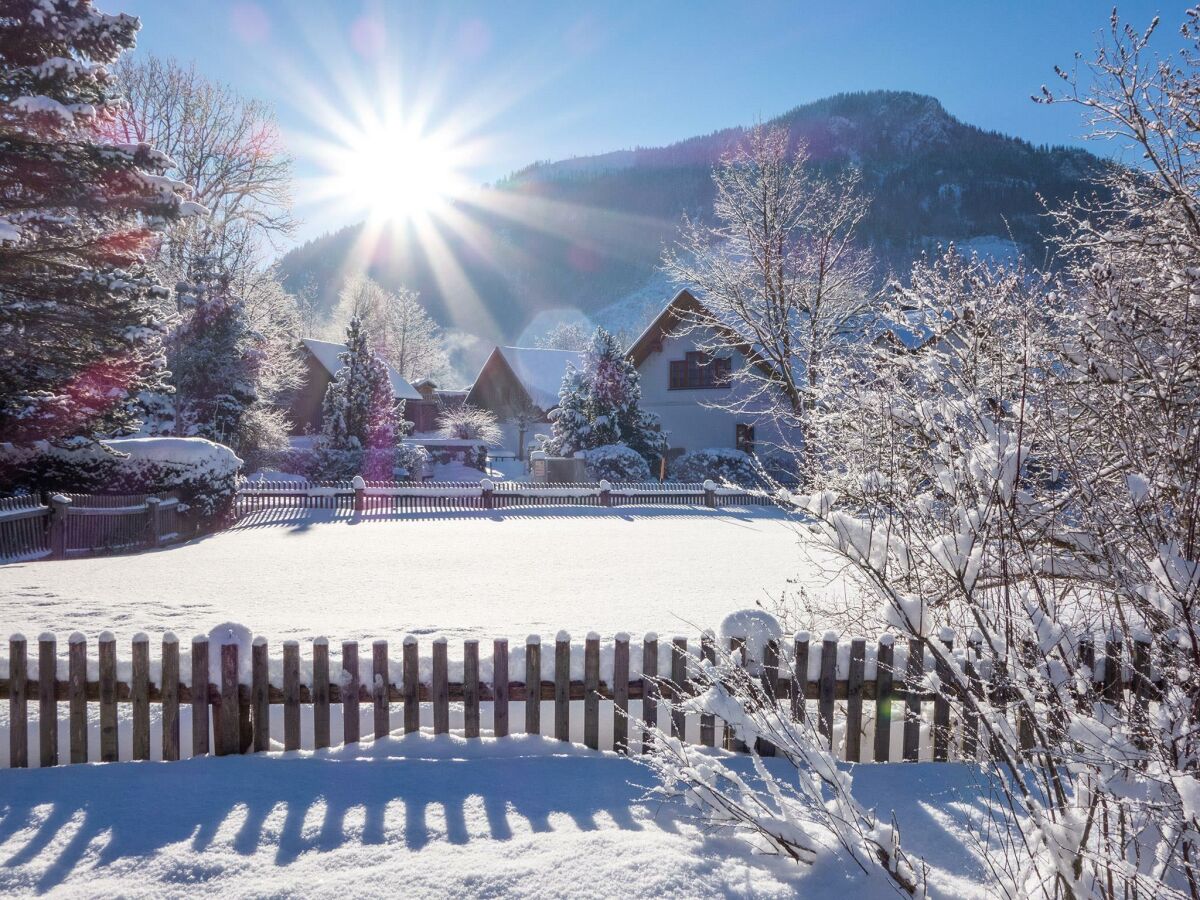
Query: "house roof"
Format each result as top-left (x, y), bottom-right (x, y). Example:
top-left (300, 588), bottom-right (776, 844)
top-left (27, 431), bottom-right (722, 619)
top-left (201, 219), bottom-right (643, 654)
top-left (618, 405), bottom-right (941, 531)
top-left (466, 346), bottom-right (584, 412)
top-left (495, 346), bottom-right (584, 410)
top-left (301, 338), bottom-right (422, 401)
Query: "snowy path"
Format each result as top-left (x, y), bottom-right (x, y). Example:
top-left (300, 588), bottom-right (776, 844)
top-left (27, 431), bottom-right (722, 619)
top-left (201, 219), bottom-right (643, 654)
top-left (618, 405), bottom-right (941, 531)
top-left (0, 734), bottom-right (992, 899)
top-left (0, 506), bottom-right (822, 645)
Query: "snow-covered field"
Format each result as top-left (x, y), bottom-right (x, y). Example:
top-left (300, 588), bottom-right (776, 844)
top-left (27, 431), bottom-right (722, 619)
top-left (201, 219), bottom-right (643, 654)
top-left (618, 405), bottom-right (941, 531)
top-left (0, 506), bottom-right (819, 646)
top-left (0, 734), bottom-right (994, 899)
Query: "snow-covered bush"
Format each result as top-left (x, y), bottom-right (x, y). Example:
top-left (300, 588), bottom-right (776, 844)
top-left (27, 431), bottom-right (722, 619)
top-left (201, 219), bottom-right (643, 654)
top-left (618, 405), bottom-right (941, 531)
top-left (582, 444), bottom-right (650, 481)
top-left (672, 448), bottom-right (756, 485)
top-left (0, 437), bottom-right (242, 521)
top-left (437, 404), bottom-right (502, 447)
top-left (271, 443), bottom-right (428, 481)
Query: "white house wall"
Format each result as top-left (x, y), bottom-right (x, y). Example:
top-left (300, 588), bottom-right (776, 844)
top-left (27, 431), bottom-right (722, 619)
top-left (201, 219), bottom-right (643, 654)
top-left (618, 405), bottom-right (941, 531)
top-left (636, 327), bottom-right (787, 456)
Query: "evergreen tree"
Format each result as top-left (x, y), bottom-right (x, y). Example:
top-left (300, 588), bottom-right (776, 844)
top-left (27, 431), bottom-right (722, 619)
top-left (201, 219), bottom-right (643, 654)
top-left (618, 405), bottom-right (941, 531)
top-left (0, 2), bottom-right (201, 443)
top-left (547, 328), bottom-right (666, 462)
top-left (162, 257), bottom-right (261, 445)
top-left (321, 317), bottom-right (405, 451)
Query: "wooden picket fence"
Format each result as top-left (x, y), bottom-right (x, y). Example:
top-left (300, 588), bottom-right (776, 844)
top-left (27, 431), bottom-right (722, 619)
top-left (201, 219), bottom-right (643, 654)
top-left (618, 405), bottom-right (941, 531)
top-left (234, 478), bottom-right (776, 516)
top-left (0, 492), bottom-right (190, 563)
top-left (0, 629), bottom-right (1160, 769)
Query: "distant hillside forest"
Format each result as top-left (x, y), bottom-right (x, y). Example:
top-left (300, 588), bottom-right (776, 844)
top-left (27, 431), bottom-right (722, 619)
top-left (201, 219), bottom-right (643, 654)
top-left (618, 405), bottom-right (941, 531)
top-left (278, 90), bottom-right (1108, 343)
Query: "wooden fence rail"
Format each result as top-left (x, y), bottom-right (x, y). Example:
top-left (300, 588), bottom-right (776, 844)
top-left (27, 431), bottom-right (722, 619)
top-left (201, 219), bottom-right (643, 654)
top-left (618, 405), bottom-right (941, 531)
top-left (0, 492), bottom-right (190, 563)
top-left (0, 629), bottom-right (1161, 769)
top-left (234, 478), bottom-right (776, 516)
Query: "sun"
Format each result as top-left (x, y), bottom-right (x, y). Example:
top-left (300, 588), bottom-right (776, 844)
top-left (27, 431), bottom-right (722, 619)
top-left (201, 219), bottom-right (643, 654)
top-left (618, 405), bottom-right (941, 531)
top-left (324, 119), bottom-right (464, 224)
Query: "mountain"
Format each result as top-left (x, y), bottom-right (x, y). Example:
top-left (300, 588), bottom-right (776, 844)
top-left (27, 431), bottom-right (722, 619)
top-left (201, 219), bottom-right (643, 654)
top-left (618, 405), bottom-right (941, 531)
top-left (278, 90), bottom-right (1106, 365)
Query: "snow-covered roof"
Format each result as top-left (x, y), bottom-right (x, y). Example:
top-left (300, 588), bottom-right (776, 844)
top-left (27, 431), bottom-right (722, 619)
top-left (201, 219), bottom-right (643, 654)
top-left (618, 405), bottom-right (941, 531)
top-left (301, 338), bottom-right (422, 401)
top-left (495, 346), bottom-right (584, 410)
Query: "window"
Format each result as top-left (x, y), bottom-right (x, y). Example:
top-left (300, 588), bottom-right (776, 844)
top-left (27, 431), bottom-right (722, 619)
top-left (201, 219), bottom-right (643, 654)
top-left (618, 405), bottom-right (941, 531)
top-left (736, 424), bottom-right (755, 454)
top-left (668, 351), bottom-right (731, 390)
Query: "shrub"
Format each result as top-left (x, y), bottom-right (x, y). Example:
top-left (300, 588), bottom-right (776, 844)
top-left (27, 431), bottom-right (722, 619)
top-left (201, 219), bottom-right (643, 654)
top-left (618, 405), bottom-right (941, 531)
top-left (0, 437), bottom-right (243, 523)
top-left (271, 443), bottom-right (428, 481)
top-left (438, 405), bottom-right (502, 446)
top-left (582, 444), bottom-right (651, 481)
top-left (672, 448), bottom-right (757, 485)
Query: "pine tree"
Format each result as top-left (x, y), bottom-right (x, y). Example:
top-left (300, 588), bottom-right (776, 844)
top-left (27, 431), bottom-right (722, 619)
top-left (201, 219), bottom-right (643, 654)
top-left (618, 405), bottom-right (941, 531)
top-left (0, 2), bottom-right (201, 444)
top-left (165, 257), bottom-right (261, 445)
top-left (547, 328), bottom-right (666, 462)
top-left (321, 317), bottom-right (404, 452)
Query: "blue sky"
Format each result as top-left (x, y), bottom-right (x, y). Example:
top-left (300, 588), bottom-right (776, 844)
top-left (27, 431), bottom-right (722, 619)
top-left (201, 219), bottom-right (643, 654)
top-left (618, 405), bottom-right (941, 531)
top-left (117, 1), bottom-right (1176, 244)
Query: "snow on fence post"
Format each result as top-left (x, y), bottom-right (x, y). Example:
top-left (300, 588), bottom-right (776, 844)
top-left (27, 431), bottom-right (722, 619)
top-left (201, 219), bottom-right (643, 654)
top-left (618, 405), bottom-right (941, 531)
top-left (554, 632), bottom-right (570, 742)
top-left (131, 633), bottom-right (150, 761)
top-left (99, 632), bottom-right (118, 762)
top-left (342, 640), bottom-right (360, 745)
top-left (352, 475), bottom-right (366, 513)
top-left (699, 630), bottom-right (716, 747)
top-left (145, 496), bottom-right (162, 547)
top-left (38, 633), bottom-right (57, 768)
top-left (524, 635), bottom-right (541, 735)
top-left (493, 639), bottom-right (509, 738)
top-left (933, 629), bottom-right (953, 762)
top-left (599, 480), bottom-right (612, 508)
top-left (283, 641), bottom-right (300, 750)
top-left (643, 633), bottom-right (659, 753)
top-left (8, 634), bottom-right (27, 768)
top-left (613, 633), bottom-right (630, 753)
top-left (792, 632), bottom-right (810, 724)
top-left (191, 635), bottom-right (210, 757)
top-left (874, 636), bottom-right (894, 762)
top-left (373, 640), bottom-right (389, 740)
top-left (480, 478), bottom-right (494, 510)
top-left (464, 640), bottom-right (480, 738)
top-left (313, 638), bottom-right (330, 749)
top-left (162, 634), bottom-right (180, 762)
top-left (584, 633), bottom-right (600, 750)
top-left (903, 637), bottom-right (923, 762)
top-left (402, 636), bottom-right (419, 734)
top-left (49, 494), bottom-right (71, 559)
top-left (845, 637), bottom-right (866, 763)
top-left (702, 479), bottom-right (716, 508)
top-left (252, 638), bottom-right (269, 753)
top-left (670, 636), bottom-right (688, 741)
top-left (217, 642), bottom-right (239, 756)
top-left (818, 632), bottom-right (837, 750)
top-left (69, 633), bottom-right (88, 763)
top-left (432, 637), bottom-right (449, 734)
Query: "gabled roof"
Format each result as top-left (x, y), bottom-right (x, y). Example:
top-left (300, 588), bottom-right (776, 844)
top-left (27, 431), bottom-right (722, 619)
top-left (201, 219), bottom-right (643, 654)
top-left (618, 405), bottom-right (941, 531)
top-left (301, 338), bottom-right (422, 401)
top-left (627, 288), bottom-right (771, 375)
top-left (466, 346), bottom-right (584, 412)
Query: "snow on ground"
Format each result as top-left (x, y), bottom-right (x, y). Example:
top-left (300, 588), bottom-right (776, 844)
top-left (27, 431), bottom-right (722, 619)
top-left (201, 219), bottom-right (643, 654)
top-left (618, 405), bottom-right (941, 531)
top-left (0, 506), bottom-right (821, 647)
top-left (0, 733), bottom-right (994, 899)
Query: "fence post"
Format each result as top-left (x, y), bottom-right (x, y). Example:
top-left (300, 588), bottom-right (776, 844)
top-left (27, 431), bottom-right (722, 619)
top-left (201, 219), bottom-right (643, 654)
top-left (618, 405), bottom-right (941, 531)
top-left (38, 633), bottom-right (58, 768)
top-left (99, 631), bottom-right (118, 762)
top-left (191, 635), bottom-right (210, 757)
top-left (494, 639), bottom-right (509, 738)
top-left (703, 479), bottom-right (716, 508)
top-left (68, 633), bottom-right (88, 763)
top-left (252, 637), bottom-right (269, 752)
top-left (614, 633), bottom-right (630, 753)
top-left (145, 496), bottom-right (162, 547)
top-left (554, 632), bottom-right (570, 741)
top-left (9, 634), bottom-right (27, 768)
top-left (599, 480), bottom-right (612, 508)
top-left (481, 478), bottom-right (494, 510)
top-left (50, 494), bottom-right (71, 559)
top-left (162, 633), bottom-right (180, 761)
top-left (131, 633), bottom-right (150, 761)
top-left (352, 475), bottom-right (366, 513)
top-left (218, 642), bottom-right (239, 756)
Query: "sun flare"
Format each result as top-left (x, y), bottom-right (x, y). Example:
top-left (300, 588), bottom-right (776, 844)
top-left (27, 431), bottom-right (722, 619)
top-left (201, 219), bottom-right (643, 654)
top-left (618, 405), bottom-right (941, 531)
top-left (327, 121), bottom-right (462, 223)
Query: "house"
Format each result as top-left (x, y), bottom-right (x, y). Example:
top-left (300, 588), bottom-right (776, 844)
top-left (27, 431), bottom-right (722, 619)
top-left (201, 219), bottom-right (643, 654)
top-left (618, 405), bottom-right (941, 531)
top-left (463, 346), bottom-right (583, 457)
top-left (290, 338), bottom-right (423, 435)
top-left (627, 289), bottom-right (786, 463)
top-left (406, 378), bottom-right (469, 435)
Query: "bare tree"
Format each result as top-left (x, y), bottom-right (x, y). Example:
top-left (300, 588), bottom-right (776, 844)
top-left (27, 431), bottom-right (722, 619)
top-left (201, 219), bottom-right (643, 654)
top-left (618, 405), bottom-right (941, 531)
top-left (108, 54), bottom-right (294, 282)
top-left (329, 275), bottom-right (449, 383)
top-left (662, 125), bottom-right (878, 459)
